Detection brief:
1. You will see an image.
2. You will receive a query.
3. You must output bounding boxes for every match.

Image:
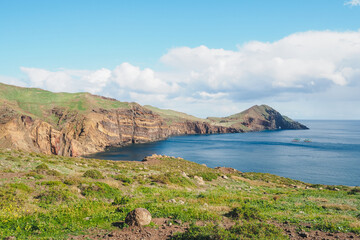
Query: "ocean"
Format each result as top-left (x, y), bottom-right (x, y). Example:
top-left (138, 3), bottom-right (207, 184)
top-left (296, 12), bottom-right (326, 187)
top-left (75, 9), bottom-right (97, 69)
top-left (88, 120), bottom-right (360, 186)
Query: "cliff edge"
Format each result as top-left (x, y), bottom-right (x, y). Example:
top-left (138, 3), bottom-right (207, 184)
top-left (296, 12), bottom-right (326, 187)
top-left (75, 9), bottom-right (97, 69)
top-left (0, 83), bottom-right (307, 156)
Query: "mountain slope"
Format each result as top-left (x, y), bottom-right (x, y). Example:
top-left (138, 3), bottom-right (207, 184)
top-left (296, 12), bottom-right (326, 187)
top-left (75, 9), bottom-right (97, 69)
top-left (208, 104), bottom-right (308, 131)
top-left (0, 83), bottom-right (307, 156)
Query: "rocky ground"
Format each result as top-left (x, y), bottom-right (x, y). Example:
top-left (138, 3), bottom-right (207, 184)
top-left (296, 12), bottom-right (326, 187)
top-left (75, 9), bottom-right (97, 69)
top-left (1, 150), bottom-right (360, 239)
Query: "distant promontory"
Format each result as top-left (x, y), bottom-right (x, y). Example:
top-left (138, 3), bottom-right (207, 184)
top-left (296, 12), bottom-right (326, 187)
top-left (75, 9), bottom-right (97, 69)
top-left (0, 83), bottom-right (307, 157)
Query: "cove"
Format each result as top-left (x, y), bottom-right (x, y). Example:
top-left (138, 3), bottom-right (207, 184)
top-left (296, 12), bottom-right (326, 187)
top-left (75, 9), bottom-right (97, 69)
top-left (88, 120), bottom-right (360, 186)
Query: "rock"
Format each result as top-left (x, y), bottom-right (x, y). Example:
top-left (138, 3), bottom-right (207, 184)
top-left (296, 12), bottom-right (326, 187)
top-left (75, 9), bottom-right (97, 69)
top-left (201, 164), bottom-right (207, 167)
top-left (298, 231), bottom-right (309, 238)
top-left (181, 172), bottom-right (189, 178)
top-left (4, 237), bottom-right (16, 240)
top-left (125, 208), bottom-right (152, 226)
top-left (178, 200), bottom-right (185, 205)
top-left (167, 199), bottom-right (176, 203)
top-left (194, 176), bottom-right (205, 185)
top-left (221, 175), bottom-right (228, 179)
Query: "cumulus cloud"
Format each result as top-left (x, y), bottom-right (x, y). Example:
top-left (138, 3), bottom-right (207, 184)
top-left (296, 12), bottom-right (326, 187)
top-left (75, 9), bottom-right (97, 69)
top-left (0, 75), bottom-right (28, 87)
top-left (19, 63), bottom-right (179, 103)
top-left (112, 63), bottom-right (179, 94)
top-left (162, 31), bottom-right (360, 98)
top-left (345, 0), bottom-right (360, 6)
top-left (3, 30), bottom-right (359, 118)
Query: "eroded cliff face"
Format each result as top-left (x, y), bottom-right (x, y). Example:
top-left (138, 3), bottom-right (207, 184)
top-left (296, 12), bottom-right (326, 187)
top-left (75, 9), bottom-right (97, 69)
top-left (0, 104), bottom-right (239, 157)
top-left (239, 106), bottom-right (308, 131)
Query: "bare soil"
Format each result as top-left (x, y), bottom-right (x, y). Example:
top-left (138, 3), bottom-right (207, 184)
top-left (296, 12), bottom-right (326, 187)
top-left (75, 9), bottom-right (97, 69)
top-left (69, 218), bottom-right (360, 240)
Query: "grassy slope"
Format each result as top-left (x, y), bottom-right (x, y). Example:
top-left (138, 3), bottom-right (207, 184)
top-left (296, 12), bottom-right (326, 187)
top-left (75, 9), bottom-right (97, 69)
top-left (0, 150), bottom-right (359, 239)
top-left (0, 83), bottom-right (130, 125)
top-left (1, 83), bottom-right (298, 130)
top-left (206, 105), bottom-right (268, 130)
top-left (207, 104), bottom-right (297, 130)
top-left (144, 105), bottom-right (208, 125)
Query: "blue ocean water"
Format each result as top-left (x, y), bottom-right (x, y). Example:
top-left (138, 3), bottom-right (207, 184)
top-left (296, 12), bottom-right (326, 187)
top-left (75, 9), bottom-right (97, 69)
top-left (89, 120), bottom-right (360, 186)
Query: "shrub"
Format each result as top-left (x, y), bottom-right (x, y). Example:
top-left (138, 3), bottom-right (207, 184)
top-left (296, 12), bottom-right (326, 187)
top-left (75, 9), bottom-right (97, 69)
top-left (172, 222), bottom-right (287, 240)
top-left (46, 169), bottom-right (61, 176)
top-left (80, 182), bottom-right (121, 199)
top-left (348, 187), bottom-right (360, 195)
top-left (63, 177), bottom-right (81, 186)
top-left (150, 173), bottom-right (194, 187)
top-left (9, 183), bottom-right (33, 193)
top-left (226, 204), bottom-right (264, 220)
top-left (35, 163), bottom-right (50, 171)
top-left (26, 172), bottom-right (44, 179)
top-left (112, 195), bottom-right (131, 205)
top-left (113, 174), bottom-right (133, 185)
top-left (36, 187), bottom-right (75, 204)
top-left (230, 222), bottom-right (287, 239)
top-left (40, 181), bottom-right (64, 186)
top-left (83, 170), bottom-right (104, 179)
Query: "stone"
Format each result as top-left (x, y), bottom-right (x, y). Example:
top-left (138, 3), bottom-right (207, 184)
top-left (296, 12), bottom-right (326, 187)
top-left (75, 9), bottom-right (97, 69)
top-left (181, 172), bottom-right (189, 178)
top-left (221, 175), bottom-right (228, 179)
top-left (167, 199), bottom-right (176, 203)
top-left (178, 200), bottom-right (185, 205)
top-left (125, 208), bottom-right (152, 226)
top-left (298, 231), bottom-right (309, 238)
top-left (194, 176), bottom-right (205, 185)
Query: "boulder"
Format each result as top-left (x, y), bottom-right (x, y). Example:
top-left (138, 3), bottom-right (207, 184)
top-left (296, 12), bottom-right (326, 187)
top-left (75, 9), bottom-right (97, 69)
top-left (125, 208), bottom-right (152, 226)
top-left (194, 176), bottom-right (205, 185)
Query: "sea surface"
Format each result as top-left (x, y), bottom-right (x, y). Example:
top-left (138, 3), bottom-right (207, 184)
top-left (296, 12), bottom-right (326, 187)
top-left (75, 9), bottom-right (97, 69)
top-left (89, 120), bottom-right (360, 186)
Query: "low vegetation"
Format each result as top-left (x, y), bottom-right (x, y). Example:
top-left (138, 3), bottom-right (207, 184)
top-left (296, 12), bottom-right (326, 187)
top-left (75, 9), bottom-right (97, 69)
top-left (0, 149), bottom-right (359, 239)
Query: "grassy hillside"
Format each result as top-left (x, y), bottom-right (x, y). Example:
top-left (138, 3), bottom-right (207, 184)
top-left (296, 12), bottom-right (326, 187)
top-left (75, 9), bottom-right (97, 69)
top-left (0, 150), bottom-right (359, 239)
top-left (207, 105), bottom-right (297, 130)
top-left (144, 105), bottom-right (208, 125)
top-left (0, 83), bottom-right (130, 125)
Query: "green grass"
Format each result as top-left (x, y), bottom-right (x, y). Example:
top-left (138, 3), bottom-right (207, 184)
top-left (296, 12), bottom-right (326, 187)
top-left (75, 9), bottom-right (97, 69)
top-left (0, 82), bottom-right (130, 126)
top-left (144, 105), bottom-right (207, 124)
top-left (172, 222), bottom-right (288, 240)
top-left (83, 169), bottom-right (104, 179)
top-left (0, 149), bottom-right (359, 239)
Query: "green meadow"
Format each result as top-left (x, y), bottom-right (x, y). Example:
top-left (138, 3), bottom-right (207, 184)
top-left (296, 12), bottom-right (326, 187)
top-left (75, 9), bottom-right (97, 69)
top-left (0, 149), bottom-right (359, 239)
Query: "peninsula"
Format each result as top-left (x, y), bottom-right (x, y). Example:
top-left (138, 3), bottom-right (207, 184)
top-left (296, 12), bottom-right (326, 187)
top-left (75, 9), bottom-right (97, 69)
top-left (0, 83), bottom-right (307, 157)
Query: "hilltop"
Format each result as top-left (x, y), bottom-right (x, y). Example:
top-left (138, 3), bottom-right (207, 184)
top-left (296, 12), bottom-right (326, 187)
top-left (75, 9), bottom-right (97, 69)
top-left (0, 83), bottom-right (307, 156)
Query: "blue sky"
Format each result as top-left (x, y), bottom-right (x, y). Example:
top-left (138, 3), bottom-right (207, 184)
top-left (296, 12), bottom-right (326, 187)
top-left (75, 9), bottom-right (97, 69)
top-left (1, 0), bottom-right (360, 119)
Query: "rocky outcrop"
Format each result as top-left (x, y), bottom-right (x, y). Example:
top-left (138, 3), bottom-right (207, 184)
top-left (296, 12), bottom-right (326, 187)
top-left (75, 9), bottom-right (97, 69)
top-left (0, 104), bottom-right (241, 157)
top-left (239, 106), bottom-right (308, 131)
top-left (0, 86), bottom-right (307, 157)
top-left (168, 121), bottom-right (240, 135)
top-left (208, 105), bottom-right (308, 132)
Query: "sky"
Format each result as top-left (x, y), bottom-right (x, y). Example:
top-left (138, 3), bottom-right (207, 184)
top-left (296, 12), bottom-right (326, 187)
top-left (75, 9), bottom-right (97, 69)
top-left (1, 0), bottom-right (360, 120)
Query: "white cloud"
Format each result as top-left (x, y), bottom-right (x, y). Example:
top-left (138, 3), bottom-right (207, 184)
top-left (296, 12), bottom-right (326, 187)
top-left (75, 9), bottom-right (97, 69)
top-left (112, 63), bottom-right (179, 94)
top-left (345, 0), bottom-right (360, 6)
top-left (1, 30), bottom-right (359, 119)
top-left (0, 75), bottom-right (28, 87)
top-left (162, 31), bottom-right (360, 97)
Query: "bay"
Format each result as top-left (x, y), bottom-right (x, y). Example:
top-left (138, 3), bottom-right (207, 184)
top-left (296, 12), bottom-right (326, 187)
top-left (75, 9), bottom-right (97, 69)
top-left (88, 120), bottom-right (360, 186)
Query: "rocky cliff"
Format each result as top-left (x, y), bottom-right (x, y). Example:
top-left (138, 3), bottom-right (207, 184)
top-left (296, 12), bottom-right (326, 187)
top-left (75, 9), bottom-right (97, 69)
top-left (0, 83), bottom-right (307, 157)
